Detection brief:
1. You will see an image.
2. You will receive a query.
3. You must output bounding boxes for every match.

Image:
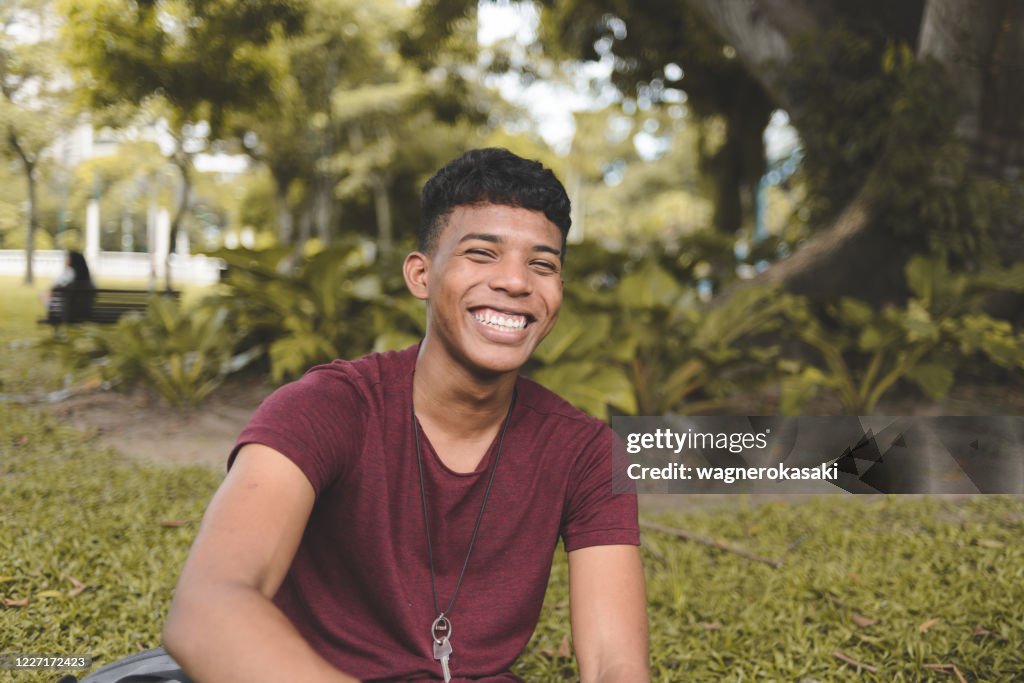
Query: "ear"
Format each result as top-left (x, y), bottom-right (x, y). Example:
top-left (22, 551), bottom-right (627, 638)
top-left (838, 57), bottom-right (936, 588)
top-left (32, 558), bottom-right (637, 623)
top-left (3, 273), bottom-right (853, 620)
top-left (403, 251), bottom-right (430, 301)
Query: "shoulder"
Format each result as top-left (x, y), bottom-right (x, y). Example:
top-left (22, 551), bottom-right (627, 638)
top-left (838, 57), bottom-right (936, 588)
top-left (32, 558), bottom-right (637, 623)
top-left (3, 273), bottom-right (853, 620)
top-left (245, 345), bottom-right (415, 435)
top-left (515, 374), bottom-right (611, 448)
top-left (231, 346), bottom-right (417, 484)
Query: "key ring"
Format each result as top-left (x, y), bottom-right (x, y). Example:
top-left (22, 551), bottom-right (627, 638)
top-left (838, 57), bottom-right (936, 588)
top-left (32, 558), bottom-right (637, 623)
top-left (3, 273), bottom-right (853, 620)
top-left (431, 613), bottom-right (453, 644)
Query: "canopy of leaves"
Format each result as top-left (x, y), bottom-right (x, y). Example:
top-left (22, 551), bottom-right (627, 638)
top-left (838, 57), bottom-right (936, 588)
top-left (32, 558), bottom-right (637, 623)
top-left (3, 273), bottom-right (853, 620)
top-left (59, 0), bottom-right (306, 133)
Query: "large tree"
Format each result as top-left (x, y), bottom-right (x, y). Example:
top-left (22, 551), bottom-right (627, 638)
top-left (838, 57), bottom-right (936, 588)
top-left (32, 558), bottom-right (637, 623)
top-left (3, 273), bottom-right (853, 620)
top-left (420, 0), bottom-right (1023, 304)
top-left (676, 0), bottom-right (1022, 304)
top-left (233, 0), bottom-right (496, 254)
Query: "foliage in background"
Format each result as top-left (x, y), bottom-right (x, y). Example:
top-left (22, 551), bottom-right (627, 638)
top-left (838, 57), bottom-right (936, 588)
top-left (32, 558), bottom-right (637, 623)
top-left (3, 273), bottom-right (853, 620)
top-left (790, 32), bottom-right (1016, 265)
top-left (3, 400), bottom-right (1023, 682)
top-left (530, 247), bottom-right (788, 419)
top-left (40, 242), bottom-right (1024, 417)
top-left (781, 257), bottom-right (1024, 414)
top-left (201, 239), bottom-right (424, 382)
top-left (42, 295), bottom-right (257, 407)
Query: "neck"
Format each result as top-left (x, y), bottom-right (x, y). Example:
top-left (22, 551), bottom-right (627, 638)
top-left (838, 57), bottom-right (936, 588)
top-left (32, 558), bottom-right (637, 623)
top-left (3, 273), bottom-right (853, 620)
top-left (412, 337), bottom-right (517, 440)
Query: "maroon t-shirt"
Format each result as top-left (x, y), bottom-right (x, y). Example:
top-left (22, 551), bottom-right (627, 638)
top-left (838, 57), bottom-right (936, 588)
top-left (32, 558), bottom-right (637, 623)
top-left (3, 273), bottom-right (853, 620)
top-left (230, 345), bottom-right (639, 682)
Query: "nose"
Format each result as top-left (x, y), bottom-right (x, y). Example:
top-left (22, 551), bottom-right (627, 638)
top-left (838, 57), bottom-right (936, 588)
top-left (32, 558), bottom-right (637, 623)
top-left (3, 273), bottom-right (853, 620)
top-left (489, 258), bottom-right (532, 297)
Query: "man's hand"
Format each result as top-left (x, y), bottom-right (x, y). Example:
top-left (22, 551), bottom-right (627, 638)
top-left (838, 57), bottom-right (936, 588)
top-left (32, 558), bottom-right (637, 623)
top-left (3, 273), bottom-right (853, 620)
top-left (163, 444), bottom-right (359, 683)
top-left (568, 544), bottom-right (650, 683)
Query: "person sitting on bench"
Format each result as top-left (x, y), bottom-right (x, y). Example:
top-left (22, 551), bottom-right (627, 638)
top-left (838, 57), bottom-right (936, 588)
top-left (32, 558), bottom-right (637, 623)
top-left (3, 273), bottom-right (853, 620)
top-left (44, 250), bottom-right (96, 323)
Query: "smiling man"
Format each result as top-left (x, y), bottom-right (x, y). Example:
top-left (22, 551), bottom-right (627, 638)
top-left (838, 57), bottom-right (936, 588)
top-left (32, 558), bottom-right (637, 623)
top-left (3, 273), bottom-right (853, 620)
top-left (163, 148), bottom-right (649, 682)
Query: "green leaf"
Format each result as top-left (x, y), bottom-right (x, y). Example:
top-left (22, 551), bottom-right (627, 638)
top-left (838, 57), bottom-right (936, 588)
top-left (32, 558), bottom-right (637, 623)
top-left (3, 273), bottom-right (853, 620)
top-left (903, 300), bottom-right (939, 342)
top-left (350, 274), bottom-right (383, 301)
top-left (858, 326), bottom-right (887, 351)
top-left (837, 298), bottom-right (874, 327)
top-left (905, 256), bottom-right (945, 305)
top-left (905, 362), bottom-right (954, 399)
top-left (779, 367), bottom-right (831, 415)
top-left (531, 361), bottom-right (637, 419)
top-left (533, 306), bottom-right (587, 364)
top-left (616, 263), bottom-right (682, 310)
top-left (373, 331), bottom-right (421, 354)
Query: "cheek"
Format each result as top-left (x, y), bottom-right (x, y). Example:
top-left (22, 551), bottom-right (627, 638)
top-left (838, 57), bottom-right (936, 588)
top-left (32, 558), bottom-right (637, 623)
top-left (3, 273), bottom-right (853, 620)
top-left (542, 281), bottom-right (563, 314)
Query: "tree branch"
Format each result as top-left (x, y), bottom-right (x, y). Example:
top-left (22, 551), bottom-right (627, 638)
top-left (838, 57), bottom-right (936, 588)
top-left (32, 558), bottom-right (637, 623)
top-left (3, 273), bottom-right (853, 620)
top-left (640, 520), bottom-right (783, 568)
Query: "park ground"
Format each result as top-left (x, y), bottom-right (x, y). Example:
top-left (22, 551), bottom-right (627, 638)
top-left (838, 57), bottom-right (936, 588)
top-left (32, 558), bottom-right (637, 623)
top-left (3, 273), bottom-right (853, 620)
top-left (1, 276), bottom-right (1023, 682)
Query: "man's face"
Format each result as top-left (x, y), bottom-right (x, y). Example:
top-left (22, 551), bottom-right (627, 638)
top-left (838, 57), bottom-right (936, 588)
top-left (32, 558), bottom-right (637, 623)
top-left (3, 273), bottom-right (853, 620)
top-left (408, 203), bottom-right (564, 377)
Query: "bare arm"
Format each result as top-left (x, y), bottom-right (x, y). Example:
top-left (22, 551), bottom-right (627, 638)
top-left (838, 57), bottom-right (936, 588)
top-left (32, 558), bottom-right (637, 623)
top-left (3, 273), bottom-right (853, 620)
top-left (162, 444), bottom-right (359, 683)
top-left (568, 545), bottom-right (650, 683)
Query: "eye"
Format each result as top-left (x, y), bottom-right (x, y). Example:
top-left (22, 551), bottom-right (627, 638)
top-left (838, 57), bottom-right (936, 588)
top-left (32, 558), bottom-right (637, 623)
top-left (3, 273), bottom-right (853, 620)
top-left (465, 248), bottom-right (495, 259)
top-left (531, 259), bottom-right (559, 274)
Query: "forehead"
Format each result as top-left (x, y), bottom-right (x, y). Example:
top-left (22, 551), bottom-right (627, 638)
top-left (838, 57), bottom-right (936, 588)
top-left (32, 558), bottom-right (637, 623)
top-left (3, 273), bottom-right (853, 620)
top-left (437, 203), bottom-right (562, 249)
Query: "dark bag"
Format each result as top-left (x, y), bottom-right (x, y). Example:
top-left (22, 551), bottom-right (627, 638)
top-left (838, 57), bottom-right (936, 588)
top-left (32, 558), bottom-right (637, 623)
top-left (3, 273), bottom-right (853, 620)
top-left (57, 647), bottom-right (192, 683)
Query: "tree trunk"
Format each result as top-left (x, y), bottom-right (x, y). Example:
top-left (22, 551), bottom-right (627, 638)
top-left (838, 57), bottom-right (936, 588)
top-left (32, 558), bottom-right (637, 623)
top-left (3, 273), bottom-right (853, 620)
top-left (297, 203), bottom-right (312, 247)
top-left (684, 0), bottom-right (811, 113)
top-left (919, 0), bottom-right (1024, 262)
top-left (274, 174), bottom-right (295, 246)
top-left (314, 58), bottom-right (338, 247)
top-left (10, 135), bottom-right (39, 285)
top-left (744, 177), bottom-right (908, 303)
top-left (165, 145), bottom-right (193, 291)
top-left (702, 89), bottom-right (774, 235)
top-left (23, 159), bottom-right (37, 285)
top-left (371, 175), bottom-right (393, 252)
top-left (314, 175), bottom-right (332, 246)
top-left (712, 0), bottom-right (1024, 304)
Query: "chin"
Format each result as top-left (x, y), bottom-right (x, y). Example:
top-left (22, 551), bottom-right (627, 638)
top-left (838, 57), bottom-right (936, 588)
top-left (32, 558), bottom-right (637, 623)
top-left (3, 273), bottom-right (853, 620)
top-left (462, 342), bottom-right (534, 377)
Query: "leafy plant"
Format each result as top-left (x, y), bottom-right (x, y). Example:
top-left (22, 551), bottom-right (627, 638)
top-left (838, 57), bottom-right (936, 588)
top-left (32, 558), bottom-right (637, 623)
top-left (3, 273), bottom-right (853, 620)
top-left (42, 295), bottom-right (257, 407)
top-left (780, 256), bottom-right (1024, 414)
top-left (531, 260), bottom-right (787, 419)
top-left (203, 238), bottom-right (423, 382)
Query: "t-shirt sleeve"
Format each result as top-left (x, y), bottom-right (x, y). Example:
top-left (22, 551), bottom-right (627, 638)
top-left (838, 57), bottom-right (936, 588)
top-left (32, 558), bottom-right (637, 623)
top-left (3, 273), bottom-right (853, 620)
top-left (560, 423), bottom-right (640, 552)
top-left (228, 364), bottom-right (366, 497)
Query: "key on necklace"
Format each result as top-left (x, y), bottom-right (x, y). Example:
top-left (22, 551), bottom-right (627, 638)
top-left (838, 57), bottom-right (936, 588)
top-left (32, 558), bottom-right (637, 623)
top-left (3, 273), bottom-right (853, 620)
top-left (433, 636), bottom-right (452, 682)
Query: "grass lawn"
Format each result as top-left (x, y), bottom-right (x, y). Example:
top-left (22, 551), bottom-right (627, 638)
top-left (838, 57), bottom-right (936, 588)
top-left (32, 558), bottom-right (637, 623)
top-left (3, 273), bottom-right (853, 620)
top-left (2, 276), bottom-right (1023, 681)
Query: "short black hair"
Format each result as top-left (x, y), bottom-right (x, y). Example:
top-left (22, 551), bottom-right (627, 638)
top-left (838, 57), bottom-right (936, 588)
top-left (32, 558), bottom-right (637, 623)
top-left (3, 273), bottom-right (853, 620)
top-left (419, 148), bottom-right (571, 257)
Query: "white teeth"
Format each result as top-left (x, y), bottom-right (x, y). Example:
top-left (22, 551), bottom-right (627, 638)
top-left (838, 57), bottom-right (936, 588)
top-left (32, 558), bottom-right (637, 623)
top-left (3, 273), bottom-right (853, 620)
top-left (473, 309), bottom-right (527, 331)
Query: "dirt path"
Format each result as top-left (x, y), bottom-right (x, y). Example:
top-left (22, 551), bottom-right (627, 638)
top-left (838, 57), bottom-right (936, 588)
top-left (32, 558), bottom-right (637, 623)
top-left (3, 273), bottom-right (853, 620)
top-left (43, 376), bottom-right (274, 470)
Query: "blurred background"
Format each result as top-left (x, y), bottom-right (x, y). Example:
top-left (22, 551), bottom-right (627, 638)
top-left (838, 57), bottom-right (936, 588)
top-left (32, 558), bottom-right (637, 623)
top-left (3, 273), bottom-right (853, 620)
top-left (2, 3), bottom-right (1024, 680)
top-left (2, 0), bottom-right (1023, 416)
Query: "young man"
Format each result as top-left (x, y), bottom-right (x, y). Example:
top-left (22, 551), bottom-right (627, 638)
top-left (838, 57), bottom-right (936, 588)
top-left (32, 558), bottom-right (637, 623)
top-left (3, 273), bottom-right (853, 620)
top-left (163, 148), bottom-right (650, 682)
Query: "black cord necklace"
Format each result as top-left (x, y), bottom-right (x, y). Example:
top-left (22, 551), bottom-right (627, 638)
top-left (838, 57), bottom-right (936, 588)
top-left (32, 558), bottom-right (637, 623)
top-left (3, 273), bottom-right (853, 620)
top-left (412, 389), bottom-right (516, 683)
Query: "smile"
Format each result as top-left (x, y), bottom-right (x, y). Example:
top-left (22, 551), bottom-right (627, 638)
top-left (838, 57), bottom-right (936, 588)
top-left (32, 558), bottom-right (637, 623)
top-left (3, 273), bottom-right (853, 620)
top-left (470, 306), bottom-right (532, 332)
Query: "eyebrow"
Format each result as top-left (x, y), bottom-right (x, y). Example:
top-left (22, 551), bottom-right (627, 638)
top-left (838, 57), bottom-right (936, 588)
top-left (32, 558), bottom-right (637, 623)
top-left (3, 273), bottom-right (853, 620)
top-left (459, 232), bottom-right (562, 258)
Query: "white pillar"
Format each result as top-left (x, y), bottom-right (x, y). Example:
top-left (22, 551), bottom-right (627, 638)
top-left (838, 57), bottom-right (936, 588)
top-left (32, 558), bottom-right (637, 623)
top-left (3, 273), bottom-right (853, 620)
top-left (147, 197), bottom-right (157, 282)
top-left (154, 208), bottom-right (170, 280)
top-left (86, 199), bottom-right (101, 265)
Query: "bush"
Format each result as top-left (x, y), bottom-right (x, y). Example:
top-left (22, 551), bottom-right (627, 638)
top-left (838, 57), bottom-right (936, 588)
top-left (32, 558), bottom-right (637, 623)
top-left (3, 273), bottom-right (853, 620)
top-left (781, 257), bottom-right (1024, 414)
top-left (42, 296), bottom-right (257, 408)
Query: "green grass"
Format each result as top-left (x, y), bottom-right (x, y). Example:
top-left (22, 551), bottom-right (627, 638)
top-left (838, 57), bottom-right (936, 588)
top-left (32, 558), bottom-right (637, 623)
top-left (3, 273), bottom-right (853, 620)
top-left (520, 496), bottom-right (1024, 681)
top-left (2, 399), bottom-right (1021, 681)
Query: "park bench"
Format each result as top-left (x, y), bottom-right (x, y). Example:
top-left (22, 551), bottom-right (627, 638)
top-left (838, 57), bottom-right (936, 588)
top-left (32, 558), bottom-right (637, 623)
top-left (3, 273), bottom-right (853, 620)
top-left (39, 288), bottom-right (181, 326)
